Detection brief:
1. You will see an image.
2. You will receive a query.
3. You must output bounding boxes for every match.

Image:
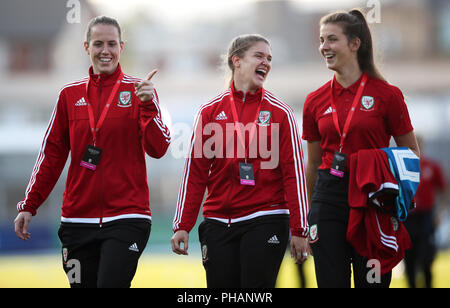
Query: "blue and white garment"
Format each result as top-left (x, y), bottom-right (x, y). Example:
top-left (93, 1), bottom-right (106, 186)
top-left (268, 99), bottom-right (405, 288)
top-left (381, 147), bottom-right (420, 221)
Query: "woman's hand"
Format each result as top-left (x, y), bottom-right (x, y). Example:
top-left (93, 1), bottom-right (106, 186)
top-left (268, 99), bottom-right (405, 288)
top-left (14, 211), bottom-right (32, 241)
top-left (290, 235), bottom-right (312, 264)
top-left (134, 69), bottom-right (158, 102)
top-left (171, 230), bottom-right (189, 255)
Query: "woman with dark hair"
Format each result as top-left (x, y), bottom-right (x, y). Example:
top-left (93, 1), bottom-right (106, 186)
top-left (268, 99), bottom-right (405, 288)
top-left (171, 34), bottom-right (309, 288)
top-left (14, 16), bottom-right (171, 288)
top-left (302, 9), bottom-right (419, 288)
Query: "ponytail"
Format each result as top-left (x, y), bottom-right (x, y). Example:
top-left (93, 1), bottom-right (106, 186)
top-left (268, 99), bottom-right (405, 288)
top-left (320, 9), bottom-right (384, 81)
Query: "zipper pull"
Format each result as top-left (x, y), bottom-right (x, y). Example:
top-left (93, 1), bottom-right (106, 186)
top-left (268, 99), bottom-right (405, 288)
top-left (227, 218), bottom-right (231, 228)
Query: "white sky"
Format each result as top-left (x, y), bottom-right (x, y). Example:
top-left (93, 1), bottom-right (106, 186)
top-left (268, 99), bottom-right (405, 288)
top-left (88, 0), bottom-right (360, 25)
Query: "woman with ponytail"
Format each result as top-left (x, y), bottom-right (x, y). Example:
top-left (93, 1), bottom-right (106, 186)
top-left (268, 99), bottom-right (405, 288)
top-left (13, 16), bottom-right (171, 288)
top-left (302, 9), bottom-right (419, 287)
top-left (172, 34), bottom-right (309, 287)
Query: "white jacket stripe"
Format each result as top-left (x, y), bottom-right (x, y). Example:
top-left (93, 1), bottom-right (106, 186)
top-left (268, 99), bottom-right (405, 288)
top-left (173, 90), bottom-right (230, 230)
top-left (18, 80), bottom-right (88, 211)
top-left (264, 92), bottom-right (309, 235)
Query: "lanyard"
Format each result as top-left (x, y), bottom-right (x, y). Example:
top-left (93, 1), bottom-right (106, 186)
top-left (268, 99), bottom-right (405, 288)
top-left (330, 73), bottom-right (368, 152)
top-left (85, 72), bottom-right (124, 146)
top-left (229, 88), bottom-right (265, 160)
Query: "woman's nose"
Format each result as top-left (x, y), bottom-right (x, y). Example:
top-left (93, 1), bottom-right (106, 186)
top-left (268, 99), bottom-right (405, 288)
top-left (320, 40), bottom-right (330, 51)
top-left (101, 45), bottom-right (109, 54)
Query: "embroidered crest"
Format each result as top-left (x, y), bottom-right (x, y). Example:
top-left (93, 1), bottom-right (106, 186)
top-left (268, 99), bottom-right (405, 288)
top-left (63, 248), bottom-right (68, 264)
top-left (258, 111), bottom-right (271, 126)
top-left (309, 224), bottom-right (319, 243)
top-left (118, 91), bottom-right (132, 107)
top-left (361, 96), bottom-right (375, 110)
top-left (201, 244), bottom-right (208, 263)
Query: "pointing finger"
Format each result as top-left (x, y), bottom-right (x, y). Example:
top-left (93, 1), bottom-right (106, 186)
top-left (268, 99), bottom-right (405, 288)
top-left (146, 69), bottom-right (158, 81)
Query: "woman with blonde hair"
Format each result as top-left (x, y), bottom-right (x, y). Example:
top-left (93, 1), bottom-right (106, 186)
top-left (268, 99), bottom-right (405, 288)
top-left (172, 34), bottom-right (309, 287)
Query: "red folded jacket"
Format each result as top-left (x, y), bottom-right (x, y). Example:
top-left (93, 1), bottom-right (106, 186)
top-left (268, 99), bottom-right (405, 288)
top-left (347, 149), bottom-right (412, 275)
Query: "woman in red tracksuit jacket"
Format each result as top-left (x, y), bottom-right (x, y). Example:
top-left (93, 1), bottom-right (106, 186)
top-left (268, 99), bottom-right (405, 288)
top-left (302, 9), bottom-right (420, 288)
top-left (13, 16), bottom-right (171, 288)
top-left (171, 34), bottom-right (310, 288)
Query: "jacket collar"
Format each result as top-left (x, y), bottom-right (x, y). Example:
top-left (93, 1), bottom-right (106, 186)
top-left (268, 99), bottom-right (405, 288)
top-left (230, 81), bottom-right (263, 103)
top-left (88, 63), bottom-right (123, 86)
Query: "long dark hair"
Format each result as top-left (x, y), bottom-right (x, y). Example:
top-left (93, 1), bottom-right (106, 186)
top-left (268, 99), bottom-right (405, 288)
top-left (320, 9), bottom-right (384, 81)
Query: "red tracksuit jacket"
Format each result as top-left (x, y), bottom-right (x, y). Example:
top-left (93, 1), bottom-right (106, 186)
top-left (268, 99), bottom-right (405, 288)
top-left (173, 84), bottom-right (309, 237)
top-left (17, 64), bottom-right (171, 224)
top-left (347, 149), bottom-right (412, 274)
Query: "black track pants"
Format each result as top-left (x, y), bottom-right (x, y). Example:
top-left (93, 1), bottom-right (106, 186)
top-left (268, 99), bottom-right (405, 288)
top-left (58, 219), bottom-right (151, 288)
top-left (198, 215), bottom-right (289, 288)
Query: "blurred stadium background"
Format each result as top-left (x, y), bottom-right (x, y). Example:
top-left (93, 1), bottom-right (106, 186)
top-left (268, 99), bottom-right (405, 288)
top-left (0, 0), bottom-right (449, 287)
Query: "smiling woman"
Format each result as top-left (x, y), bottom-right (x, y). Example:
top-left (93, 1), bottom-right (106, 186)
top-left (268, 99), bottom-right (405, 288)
top-left (226, 34), bottom-right (272, 93)
top-left (84, 16), bottom-right (124, 75)
top-left (318, 10), bottom-right (384, 86)
top-left (13, 15), bottom-right (171, 288)
top-left (171, 34), bottom-right (310, 288)
top-left (302, 9), bottom-right (420, 288)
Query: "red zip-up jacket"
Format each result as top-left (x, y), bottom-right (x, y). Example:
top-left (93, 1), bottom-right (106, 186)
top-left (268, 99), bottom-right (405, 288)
top-left (17, 64), bottom-right (171, 224)
top-left (347, 149), bottom-right (412, 274)
top-left (173, 84), bottom-right (309, 237)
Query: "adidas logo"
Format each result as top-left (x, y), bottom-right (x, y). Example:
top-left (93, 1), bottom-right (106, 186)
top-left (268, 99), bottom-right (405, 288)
top-left (75, 97), bottom-right (87, 106)
top-left (267, 235), bottom-right (280, 244)
top-left (215, 111), bottom-right (227, 120)
top-left (323, 106), bottom-right (332, 115)
top-left (128, 243), bottom-right (139, 252)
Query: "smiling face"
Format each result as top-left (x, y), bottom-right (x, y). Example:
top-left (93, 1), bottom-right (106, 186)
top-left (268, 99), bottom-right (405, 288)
top-left (232, 41), bottom-right (272, 93)
top-left (319, 23), bottom-right (360, 73)
top-left (84, 24), bottom-right (123, 75)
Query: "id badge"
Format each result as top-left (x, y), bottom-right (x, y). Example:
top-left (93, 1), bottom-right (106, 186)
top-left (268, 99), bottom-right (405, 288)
top-left (239, 162), bottom-right (255, 186)
top-left (330, 151), bottom-right (346, 178)
top-left (80, 145), bottom-right (102, 171)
